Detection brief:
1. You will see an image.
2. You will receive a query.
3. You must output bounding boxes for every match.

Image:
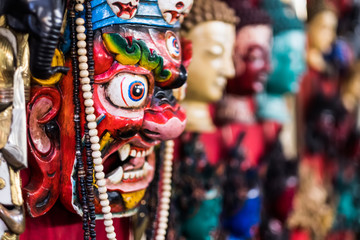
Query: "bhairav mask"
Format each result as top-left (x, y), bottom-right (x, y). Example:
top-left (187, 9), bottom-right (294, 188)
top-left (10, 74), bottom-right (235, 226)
top-left (24, 0), bottom-right (191, 230)
top-left (224, 0), bottom-right (272, 96)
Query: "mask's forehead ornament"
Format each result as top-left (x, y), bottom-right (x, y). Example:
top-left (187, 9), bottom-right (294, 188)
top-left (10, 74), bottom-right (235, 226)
top-left (93, 0), bottom-right (193, 30)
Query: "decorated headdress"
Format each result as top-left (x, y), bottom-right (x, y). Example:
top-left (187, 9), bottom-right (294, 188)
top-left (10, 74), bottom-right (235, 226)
top-left (222, 0), bottom-right (271, 30)
top-left (261, 0), bottom-right (304, 35)
top-left (181, 0), bottom-right (239, 33)
top-left (91, 0), bottom-right (193, 30)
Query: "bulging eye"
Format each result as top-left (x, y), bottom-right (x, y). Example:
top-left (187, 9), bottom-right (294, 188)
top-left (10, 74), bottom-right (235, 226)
top-left (105, 73), bottom-right (148, 108)
top-left (165, 31), bottom-right (180, 59)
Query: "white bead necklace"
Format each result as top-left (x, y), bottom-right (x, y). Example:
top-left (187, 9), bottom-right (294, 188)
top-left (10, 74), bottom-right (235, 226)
top-left (154, 140), bottom-right (174, 240)
top-left (75, 1), bottom-right (116, 239)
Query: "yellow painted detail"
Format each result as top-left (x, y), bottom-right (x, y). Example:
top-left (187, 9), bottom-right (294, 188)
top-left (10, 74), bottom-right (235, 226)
top-left (32, 49), bottom-right (64, 86)
top-left (121, 189), bottom-right (146, 209)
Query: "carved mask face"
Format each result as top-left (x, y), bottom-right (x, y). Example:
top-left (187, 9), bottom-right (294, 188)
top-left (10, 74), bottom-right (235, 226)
top-left (308, 10), bottom-right (337, 54)
top-left (185, 21), bottom-right (236, 103)
top-left (158, 0), bottom-right (193, 24)
top-left (226, 25), bottom-right (272, 96)
top-left (26, 24), bottom-right (190, 218)
top-left (266, 30), bottom-right (306, 94)
top-left (107, 0), bottom-right (140, 19)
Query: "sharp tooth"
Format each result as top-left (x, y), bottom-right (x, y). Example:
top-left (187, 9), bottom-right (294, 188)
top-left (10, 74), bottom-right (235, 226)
top-left (118, 144), bottom-right (130, 161)
top-left (141, 151), bottom-right (146, 157)
top-left (107, 166), bottom-right (123, 184)
top-left (145, 147), bottom-right (154, 157)
top-left (139, 170), bottom-right (143, 177)
top-left (135, 171), bottom-right (140, 178)
top-left (143, 162), bottom-right (149, 176)
top-left (136, 151), bottom-right (141, 157)
top-left (130, 149), bottom-right (136, 157)
top-left (123, 172), bottom-right (130, 180)
top-left (130, 172), bottom-right (135, 179)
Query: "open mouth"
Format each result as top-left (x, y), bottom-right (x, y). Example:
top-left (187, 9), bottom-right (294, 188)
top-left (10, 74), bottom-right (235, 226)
top-left (103, 143), bottom-right (155, 192)
top-left (112, 2), bottom-right (138, 19)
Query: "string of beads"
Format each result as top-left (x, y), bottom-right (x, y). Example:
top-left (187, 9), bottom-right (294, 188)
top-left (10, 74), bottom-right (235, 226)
top-left (154, 140), bottom-right (174, 240)
top-left (69, 5), bottom-right (90, 239)
top-left (74, 0), bottom-right (116, 239)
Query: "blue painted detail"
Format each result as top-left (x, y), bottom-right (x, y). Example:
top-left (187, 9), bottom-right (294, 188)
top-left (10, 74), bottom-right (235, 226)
top-left (222, 194), bottom-right (262, 240)
top-left (128, 81), bottom-right (145, 101)
top-left (91, 0), bottom-right (180, 30)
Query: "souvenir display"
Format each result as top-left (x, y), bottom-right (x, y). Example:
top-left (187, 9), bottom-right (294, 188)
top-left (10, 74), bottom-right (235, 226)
top-left (15, 0), bottom-right (192, 239)
top-left (170, 0), bottom-right (237, 239)
top-left (3, 0), bottom-right (360, 239)
top-left (216, 0), bottom-right (272, 168)
top-left (255, 1), bottom-right (306, 239)
top-left (291, 1), bottom-right (356, 239)
top-left (214, 1), bottom-right (272, 239)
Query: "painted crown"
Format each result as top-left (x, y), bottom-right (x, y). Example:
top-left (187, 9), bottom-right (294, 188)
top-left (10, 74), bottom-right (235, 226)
top-left (91, 0), bottom-right (193, 30)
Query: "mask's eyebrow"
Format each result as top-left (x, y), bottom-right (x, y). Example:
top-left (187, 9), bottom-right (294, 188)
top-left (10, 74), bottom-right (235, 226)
top-left (102, 33), bottom-right (172, 83)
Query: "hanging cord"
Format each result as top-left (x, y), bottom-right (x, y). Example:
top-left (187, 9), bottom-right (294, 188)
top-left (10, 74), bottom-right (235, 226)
top-left (73, 0), bottom-right (117, 239)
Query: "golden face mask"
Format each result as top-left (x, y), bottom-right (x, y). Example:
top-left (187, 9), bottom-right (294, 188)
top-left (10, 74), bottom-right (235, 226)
top-left (0, 34), bottom-right (16, 149)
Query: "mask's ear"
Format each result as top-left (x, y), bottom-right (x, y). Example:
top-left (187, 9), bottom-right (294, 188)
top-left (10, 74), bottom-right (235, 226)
top-left (181, 37), bottom-right (192, 69)
top-left (23, 87), bottom-right (61, 217)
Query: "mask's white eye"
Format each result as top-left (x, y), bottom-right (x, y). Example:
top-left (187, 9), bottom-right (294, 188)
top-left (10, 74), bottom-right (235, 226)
top-left (105, 73), bottom-right (148, 108)
top-left (165, 31), bottom-right (180, 59)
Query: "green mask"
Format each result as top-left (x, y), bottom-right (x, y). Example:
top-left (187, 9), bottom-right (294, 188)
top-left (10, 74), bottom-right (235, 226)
top-left (266, 30), bottom-right (306, 94)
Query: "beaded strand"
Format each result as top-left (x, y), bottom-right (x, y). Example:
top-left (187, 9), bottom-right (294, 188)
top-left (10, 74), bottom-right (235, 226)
top-left (154, 140), bottom-right (174, 240)
top-left (74, 1), bottom-right (116, 239)
top-left (70, 5), bottom-right (90, 240)
top-left (84, 1), bottom-right (97, 238)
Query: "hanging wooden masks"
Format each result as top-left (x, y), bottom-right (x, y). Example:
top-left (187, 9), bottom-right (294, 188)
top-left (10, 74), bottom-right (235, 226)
top-left (24, 0), bottom-right (191, 222)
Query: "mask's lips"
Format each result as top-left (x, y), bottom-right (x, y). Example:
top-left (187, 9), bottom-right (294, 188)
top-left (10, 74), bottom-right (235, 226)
top-left (142, 103), bottom-right (186, 140)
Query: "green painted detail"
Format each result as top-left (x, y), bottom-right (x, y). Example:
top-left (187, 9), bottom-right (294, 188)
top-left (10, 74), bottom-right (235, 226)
top-left (103, 33), bottom-right (172, 82)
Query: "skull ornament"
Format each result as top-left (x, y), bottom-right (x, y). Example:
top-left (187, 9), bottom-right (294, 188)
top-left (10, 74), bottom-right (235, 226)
top-left (107, 0), bottom-right (140, 19)
top-left (158, 0), bottom-right (193, 24)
